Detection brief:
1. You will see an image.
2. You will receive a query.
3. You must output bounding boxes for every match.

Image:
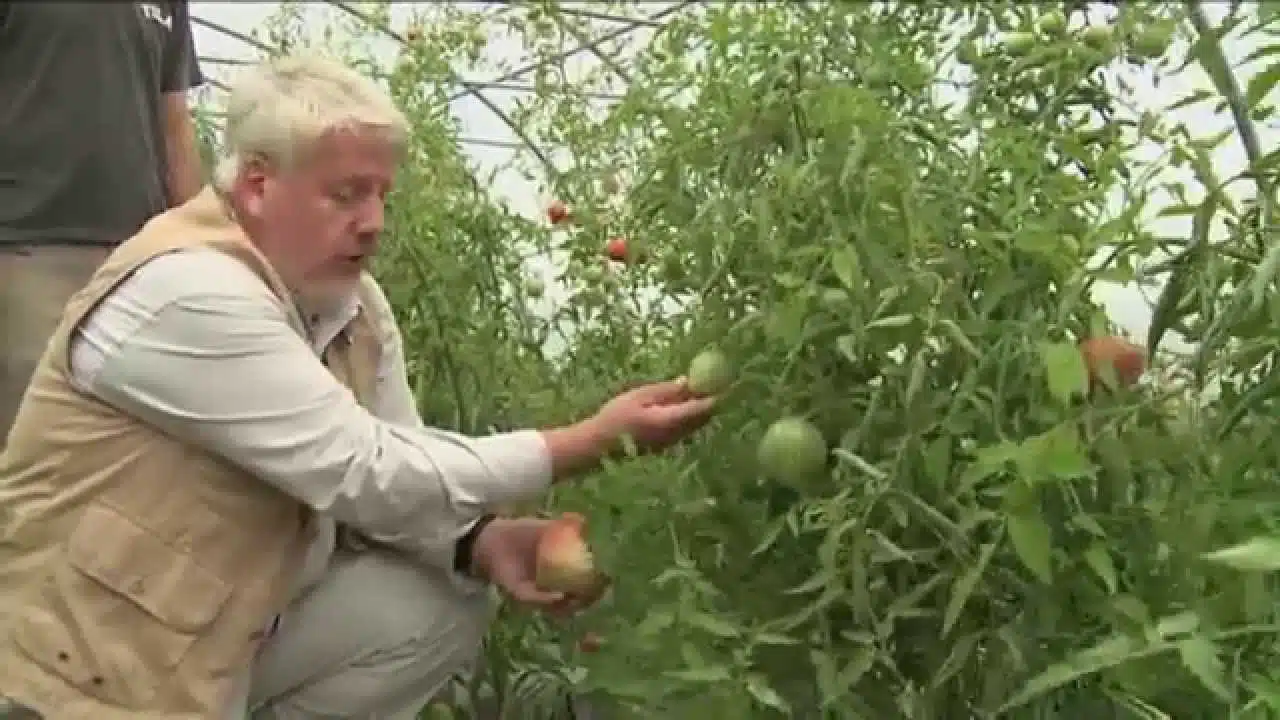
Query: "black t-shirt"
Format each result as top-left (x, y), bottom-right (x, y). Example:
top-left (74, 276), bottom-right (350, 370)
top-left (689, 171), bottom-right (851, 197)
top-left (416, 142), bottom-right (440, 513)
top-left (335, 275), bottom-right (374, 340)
top-left (0, 2), bottom-right (205, 247)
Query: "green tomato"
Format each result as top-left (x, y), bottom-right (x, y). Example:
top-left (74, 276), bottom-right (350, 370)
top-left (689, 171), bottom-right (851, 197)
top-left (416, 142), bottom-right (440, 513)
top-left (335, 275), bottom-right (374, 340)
top-left (686, 348), bottom-right (733, 396)
top-left (525, 277), bottom-right (545, 299)
top-left (1131, 26), bottom-right (1173, 59)
top-left (956, 40), bottom-right (980, 66)
top-left (1002, 32), bottom-right (1037, 58)
top-left (1038, 11), bottom-right (1067, 36)
top-left (757, 417), bottom-right (828, 487)
top-left (1081, 25), bottom-right (1114, 51)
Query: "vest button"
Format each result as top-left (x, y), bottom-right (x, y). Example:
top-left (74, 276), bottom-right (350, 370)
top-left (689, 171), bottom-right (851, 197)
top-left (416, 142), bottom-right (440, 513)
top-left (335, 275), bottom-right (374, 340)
top-left (56, 652), bottom-right (68, 662)
top-left (91, 676), bottom-right (103, 685)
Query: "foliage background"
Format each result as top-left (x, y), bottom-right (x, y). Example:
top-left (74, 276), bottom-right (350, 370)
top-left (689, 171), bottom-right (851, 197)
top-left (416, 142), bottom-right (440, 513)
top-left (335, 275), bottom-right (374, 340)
top-left (189, 2), bottom-right (1280, 718)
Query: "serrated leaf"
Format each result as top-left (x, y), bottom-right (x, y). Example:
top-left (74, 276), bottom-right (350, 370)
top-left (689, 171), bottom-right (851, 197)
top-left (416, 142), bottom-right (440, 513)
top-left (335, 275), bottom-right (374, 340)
top-left (998, 634), bottom-right (1141, 712)
top-left (1032, 424), bottom-right (1093, 480)
top-left (1203, 536), bottom-right (1280, 572)
top-left (1039, 341), bottom-right (1088, 405)
top-left (1007, 510), bottom-right (1054, 584)
top-left (942, 540), bottom-right (998, 638)
top-left (684, 612), bottom-right (741, 638)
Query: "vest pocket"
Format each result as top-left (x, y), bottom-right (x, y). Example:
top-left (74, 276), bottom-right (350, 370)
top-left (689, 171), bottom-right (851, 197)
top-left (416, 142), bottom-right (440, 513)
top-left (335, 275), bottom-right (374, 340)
top-left (10, 503), bottom-right (232, 707)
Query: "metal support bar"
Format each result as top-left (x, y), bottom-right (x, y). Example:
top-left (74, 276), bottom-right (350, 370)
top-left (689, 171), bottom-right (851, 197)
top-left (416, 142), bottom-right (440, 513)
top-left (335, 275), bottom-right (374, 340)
top-left (556, 7), bottom-right (666, 28)
top-left (319, 0), bottom-right (557, 174)
top-left (191, 16), bottom-right (273, 55)
top-left (445, 0), bottom-right (694, 103)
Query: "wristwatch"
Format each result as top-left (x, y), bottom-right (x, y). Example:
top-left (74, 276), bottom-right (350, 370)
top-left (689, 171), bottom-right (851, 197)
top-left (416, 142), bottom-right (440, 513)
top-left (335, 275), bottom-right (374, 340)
top-left (453, 513), bottom-right (498, 577)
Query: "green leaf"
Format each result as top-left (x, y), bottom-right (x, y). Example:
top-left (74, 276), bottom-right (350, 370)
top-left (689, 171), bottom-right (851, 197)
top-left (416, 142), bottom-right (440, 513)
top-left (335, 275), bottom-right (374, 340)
top-left (665, 667), bottom-right (732, 684)
top-left (1084, 542), bottom-right (1118, 595)
top-left (1178, 635), bottom-right (1232, 701)
top-left (1246, 61), bottom-right (1280, 110)
top-left (1039, 341), bottom-right (1088, 405)
top-left (942, 540), bottom-right (999, 637)
top-left (865, 313), bottom-right (914, 330)
top-left (830, 246), bottom-right (861, 292)
top-left (1025, 424), bottom-right (1093, 480)
top-left (998, 634), bottom-right (1141, 712)
top-left (1007, 509), bottom-right (1054, 584)
top-left (1203, 536), bottom-right (1280, 572)
top-left (745, 673), bottom-right (790, 713)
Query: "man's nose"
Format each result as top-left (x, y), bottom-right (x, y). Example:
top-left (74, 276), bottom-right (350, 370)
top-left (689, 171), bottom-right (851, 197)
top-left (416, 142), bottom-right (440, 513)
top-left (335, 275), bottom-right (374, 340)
top-left (361, 197), bottom-right (385, 235)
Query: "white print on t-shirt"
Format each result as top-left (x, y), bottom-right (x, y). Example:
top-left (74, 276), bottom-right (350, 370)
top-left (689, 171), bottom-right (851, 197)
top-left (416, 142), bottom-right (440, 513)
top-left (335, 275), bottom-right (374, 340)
top-left (137, 3), bottom-right (173, 32)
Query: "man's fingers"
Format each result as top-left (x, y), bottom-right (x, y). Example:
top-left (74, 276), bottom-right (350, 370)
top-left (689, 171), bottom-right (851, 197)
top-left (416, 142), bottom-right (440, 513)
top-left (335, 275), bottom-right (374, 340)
top-left (655, 395), bottom-right (717, 428)
top-left (507, 581), bottom-right (565, 608)
top-left (631, 377), bottom-right (693, 403)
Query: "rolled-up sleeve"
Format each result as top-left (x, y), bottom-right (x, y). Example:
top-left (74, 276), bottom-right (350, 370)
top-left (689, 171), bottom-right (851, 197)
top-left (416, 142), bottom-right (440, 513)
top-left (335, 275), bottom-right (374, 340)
top-left (79, 253), bottom-right (552, 574)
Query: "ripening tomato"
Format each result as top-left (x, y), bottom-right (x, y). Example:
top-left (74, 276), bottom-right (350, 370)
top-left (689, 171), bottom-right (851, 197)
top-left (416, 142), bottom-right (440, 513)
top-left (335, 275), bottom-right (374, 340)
top-left (535, 513), bottom-right (598, 594)
top-left (547, 201), bottom-right (570, 225)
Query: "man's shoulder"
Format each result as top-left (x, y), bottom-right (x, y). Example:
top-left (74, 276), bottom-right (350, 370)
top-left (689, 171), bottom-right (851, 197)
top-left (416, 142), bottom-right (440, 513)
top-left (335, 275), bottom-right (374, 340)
top-left (115, 249), bottom-right (277, 311)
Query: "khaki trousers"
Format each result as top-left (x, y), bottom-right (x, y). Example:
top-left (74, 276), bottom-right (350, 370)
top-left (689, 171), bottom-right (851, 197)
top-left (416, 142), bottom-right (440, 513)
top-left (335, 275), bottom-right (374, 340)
top-left (243, 547), bottom-right (494, 720)
top-left (0, 245), bottom-right (112, 444)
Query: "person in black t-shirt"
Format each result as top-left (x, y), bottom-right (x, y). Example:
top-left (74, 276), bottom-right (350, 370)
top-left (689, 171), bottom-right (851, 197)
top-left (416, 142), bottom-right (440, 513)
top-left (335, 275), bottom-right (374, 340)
top-left (0, 1), bottom-right (206, 440)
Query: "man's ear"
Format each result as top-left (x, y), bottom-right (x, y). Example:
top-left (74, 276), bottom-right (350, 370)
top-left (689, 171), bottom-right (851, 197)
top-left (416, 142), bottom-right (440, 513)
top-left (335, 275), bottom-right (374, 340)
top-left (236, 155), bottom-right (273, 216)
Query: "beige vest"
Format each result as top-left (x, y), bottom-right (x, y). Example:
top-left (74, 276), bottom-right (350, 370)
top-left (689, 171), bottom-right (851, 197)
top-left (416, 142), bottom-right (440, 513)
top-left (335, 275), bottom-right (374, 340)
top-left (0, 188), bottom-right (386, 718)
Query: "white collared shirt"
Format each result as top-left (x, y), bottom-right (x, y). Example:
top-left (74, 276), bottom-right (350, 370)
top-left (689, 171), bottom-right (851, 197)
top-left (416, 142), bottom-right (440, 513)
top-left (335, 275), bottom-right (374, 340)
top-left (67, 248), bottom-right (553, 599)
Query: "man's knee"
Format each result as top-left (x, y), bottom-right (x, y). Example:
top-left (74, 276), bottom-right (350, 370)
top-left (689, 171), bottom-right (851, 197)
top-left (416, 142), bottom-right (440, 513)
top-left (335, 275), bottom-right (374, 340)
top-left (249, 549), bottom-right (495, 720)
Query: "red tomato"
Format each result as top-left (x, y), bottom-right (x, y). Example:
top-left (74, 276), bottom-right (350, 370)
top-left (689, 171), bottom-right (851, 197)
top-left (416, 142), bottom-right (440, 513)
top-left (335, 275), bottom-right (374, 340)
top-left (547, 201), bottom-right (570, 225)
top-left (605, 237), bottom-right (629, 263)
top-left (1079, 336), bottom-right (1146, 391)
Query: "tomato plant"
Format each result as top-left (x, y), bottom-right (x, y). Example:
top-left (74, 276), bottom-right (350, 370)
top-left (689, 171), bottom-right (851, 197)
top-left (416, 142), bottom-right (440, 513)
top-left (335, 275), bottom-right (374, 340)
top-left (203, 2), bottom-right (1280, 718)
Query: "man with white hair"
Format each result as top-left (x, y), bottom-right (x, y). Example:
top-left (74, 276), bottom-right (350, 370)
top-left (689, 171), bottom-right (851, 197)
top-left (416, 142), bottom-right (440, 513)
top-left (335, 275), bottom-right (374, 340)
top-left (0, 54), bottom-right (717, 719)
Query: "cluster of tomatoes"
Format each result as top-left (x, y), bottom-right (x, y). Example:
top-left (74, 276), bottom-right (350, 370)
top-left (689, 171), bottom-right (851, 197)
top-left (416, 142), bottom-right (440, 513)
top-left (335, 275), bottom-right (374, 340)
top-left (546, 200), bottom-right (631, 264)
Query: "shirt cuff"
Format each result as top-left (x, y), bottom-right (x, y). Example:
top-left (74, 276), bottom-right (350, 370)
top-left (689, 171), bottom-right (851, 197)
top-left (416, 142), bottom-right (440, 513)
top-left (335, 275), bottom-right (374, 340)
top-left (428, 430), bottom-right (552, 593)
top-left (439, 514), bottom-right (495, 596)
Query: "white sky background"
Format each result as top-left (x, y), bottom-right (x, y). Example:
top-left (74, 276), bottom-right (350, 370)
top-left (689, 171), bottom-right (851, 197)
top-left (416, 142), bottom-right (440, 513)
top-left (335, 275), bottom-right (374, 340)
top-left (188, 2), bottom-right (1278, 352)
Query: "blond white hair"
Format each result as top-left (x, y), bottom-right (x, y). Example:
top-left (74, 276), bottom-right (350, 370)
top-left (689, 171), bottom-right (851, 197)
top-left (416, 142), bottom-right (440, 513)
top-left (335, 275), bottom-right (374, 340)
top-left (213, 53), bottom-right (409, 190)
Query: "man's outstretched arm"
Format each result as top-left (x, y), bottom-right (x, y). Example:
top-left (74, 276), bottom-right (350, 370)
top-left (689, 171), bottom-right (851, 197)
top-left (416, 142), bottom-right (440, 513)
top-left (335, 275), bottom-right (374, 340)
top-left (68, 249), bottom-right (609, 575)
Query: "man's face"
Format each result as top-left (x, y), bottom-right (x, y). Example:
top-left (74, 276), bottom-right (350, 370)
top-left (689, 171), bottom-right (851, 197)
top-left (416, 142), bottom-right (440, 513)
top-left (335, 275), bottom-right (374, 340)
top-left (237, 127), bottom-right (398, 305)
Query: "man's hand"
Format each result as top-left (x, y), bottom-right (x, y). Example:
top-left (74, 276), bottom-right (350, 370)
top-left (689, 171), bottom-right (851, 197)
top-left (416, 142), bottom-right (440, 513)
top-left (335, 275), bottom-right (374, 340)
top-left (471, 517), bottom-right (610, 616)
top-left (542, 377), bottom-right (718, 477)
top-left (590, 377), bottom-right (717, 453)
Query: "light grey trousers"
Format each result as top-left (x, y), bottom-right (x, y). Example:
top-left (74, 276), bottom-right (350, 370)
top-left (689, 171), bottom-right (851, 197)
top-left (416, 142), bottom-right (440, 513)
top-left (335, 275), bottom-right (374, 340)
top-left (239, 547), bottom-right (495, 720)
